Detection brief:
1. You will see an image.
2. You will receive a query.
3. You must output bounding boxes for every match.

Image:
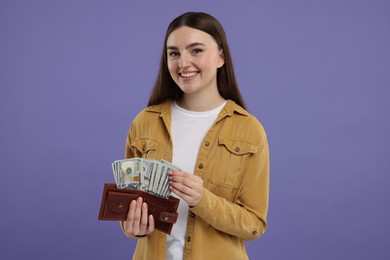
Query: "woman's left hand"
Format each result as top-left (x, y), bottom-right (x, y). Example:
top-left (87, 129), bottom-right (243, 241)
top-left (168, 170), bottom-right (204, 207)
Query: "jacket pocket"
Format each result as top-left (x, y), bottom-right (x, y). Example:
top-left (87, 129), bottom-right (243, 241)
top-left (131, 138), bottom-right (160, 159)
top-left (210, 137), bottom-right (259, 188)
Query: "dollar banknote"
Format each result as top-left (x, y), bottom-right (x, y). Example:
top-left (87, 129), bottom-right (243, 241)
top-left (112, 158), bottom-right (181, 198)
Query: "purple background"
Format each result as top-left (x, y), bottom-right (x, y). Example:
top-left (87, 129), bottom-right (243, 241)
top-left (1, 0), bottom-right (389, 259)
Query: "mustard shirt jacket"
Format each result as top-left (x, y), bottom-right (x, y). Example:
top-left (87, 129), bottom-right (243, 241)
top-left (121, 99), bottom-right (270, 260)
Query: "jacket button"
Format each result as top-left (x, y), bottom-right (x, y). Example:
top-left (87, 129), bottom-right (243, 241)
top-left (190, 213), bottom-right (195, 218)
top-left (198, 163), bottom-right (204, 169)
top-left (205, 141), bottom-right (210, 147)
top-left (235, 147), bottom-right (240, 152)
top-left (142, 145), bottom-right (146, 152)
top-left (187, 236), bottom-right (191, 242)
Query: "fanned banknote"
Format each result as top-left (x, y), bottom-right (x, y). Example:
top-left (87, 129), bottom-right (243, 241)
top-left (112, 158), bottom-right (181, 198)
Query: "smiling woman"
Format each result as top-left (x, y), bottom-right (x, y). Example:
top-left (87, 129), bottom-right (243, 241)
top-left (166, 26), bottom-right (225, 111)
top-left (148, 12), bottom-right (246, 111)
top-left (119, 12), bottom-right (270, 260)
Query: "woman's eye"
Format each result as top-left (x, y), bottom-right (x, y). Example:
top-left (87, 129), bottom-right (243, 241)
top-left (168, 51), bottom-right (179, 57)
top-left (192, 49), bottom-right (203, 55)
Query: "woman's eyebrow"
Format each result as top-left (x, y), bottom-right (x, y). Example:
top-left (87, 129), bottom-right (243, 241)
top-left (167, 42), bottom-right (206, 50)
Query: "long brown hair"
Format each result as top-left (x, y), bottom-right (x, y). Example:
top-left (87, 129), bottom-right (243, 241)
top-left (148, 12), bottom-right (246, 110)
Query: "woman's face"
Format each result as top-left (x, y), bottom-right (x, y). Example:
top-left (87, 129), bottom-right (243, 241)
top-left (166, 26), bottom-right (224, 97)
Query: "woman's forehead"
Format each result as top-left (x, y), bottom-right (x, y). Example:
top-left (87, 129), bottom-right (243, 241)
top-left (166, 26), bottom-right (218, 48)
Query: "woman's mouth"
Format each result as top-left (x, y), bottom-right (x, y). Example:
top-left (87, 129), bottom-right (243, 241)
top-left (180, 72), bottom-right (199, 78)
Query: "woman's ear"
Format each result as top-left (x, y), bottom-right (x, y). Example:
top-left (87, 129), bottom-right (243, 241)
top-left (217, 50), bottom-right (225, 68)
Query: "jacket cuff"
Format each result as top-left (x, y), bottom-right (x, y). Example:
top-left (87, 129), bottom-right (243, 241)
top-left (119, 221), bottom-right (149, 239)
top-left (188, 188), bottom-right (212, 216)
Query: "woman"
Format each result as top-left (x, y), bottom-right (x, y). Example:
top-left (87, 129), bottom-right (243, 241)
top-left (121, 12), bottom-right (269, 260)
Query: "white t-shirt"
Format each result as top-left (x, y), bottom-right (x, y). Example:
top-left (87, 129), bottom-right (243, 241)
top-left (166, 100), bottom-right (226, 260)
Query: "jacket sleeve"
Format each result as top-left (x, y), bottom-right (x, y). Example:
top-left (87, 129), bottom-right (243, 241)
top-left (190, 125), bottom-right (270, 240)
top-left (118, 122), bottom-right (148, 239)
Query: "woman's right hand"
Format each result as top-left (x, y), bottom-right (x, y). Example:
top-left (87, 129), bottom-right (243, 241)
top-left (123, 197), bottom-right (155, 236)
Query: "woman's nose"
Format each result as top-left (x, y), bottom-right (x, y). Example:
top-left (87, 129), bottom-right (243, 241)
top-left (178, 54), bottom-right (190, 68)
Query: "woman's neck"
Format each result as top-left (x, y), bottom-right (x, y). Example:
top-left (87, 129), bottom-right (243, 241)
top-left (177, 93), bottom-right (226, 112)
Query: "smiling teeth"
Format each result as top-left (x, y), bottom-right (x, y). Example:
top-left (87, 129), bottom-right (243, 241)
top-left (181, 72), bottom-right (198, 78)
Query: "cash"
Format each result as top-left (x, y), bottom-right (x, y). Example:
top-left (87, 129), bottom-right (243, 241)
top-left (112, 158), bottom-right (181, 199)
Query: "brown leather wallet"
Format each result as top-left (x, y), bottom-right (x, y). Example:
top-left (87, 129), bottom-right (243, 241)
top-left (98, 183), bottom-right (180, 234)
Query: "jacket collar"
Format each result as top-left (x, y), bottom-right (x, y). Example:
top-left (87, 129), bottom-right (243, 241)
top-left (145, 99), bottom-right (172, 117)
top-left (145, 99), bottom-right (249, 119)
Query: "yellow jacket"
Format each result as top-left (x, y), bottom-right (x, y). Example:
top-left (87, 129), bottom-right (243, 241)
top-left (121, 99), bottom-right (269, 260)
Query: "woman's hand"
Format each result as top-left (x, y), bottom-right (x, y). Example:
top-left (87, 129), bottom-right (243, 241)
top-left (169, 170), bottom-right (204, 207)
top-left (123, 197), bottom-right (154, 236)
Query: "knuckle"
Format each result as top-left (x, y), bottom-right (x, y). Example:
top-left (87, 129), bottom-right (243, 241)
top-left (125, 226), bottom-right (134, 235)
top-left (183, 179), bottom-right (191, 186)
top-left (140, 222), bottom-right (148, 228)
top-left (133, 227), bottom-right (139, 234)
